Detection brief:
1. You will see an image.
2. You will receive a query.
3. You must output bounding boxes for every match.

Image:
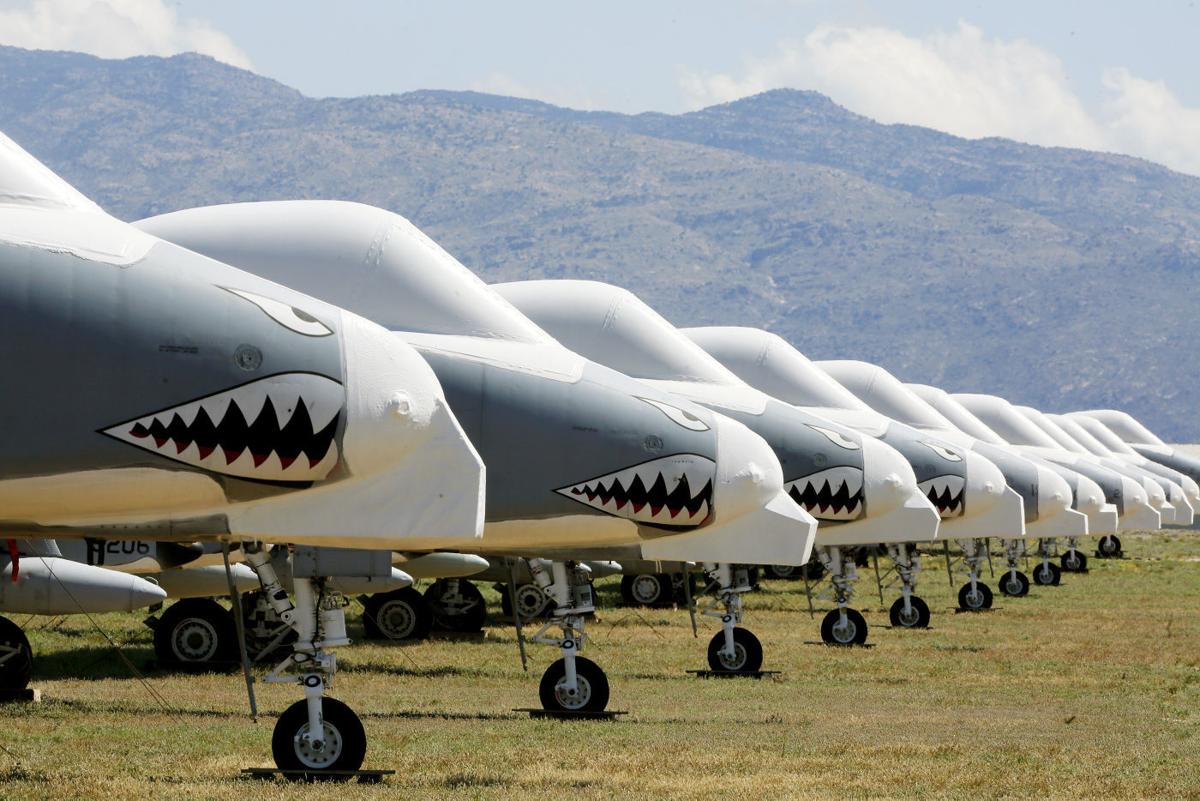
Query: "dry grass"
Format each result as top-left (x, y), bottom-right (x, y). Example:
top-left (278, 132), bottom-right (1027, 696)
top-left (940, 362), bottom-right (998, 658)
top-left (3, 530), bottom-right (1199, 800)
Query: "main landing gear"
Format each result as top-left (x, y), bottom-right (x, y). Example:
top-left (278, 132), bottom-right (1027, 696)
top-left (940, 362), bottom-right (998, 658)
top-left (998, 538), bottom-right (1030, 598)
top-left (242, 545), bottom-right (367, 775)
top-left (816, 547), bottom-right (867, 645)
top-left (525, 560), bottom-right (610, 713)
top-left (883, 543), bottom-right (930, 630)
top-left (698, 563), bottom-right (763, 671)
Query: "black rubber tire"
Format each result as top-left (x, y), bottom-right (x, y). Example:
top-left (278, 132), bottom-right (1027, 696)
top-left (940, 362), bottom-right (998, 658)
top-left (272, 696), bottom-right (366, 777)
top-left (0, 616), bottom-right (32, 690)
top-left (423, 580), bottom-right (487, 632)
top-left (763, 564), bottom-right (803, 581)
top-left (820, 608), bottom-right (869, 646)
top-left (1061, 551), bottom-right (1088, 572)
top-left (1033, 562), bottom-right (1062, 586)
top-left (362, 587), bottom-right (431, 641)
top-left (619, 574), bottom-right (672, 607)
top-left (958, 582), bottom-right (994, 611)
top-left (153, 598), bottom-right (237, 672)
top-left (499, 582), bottom-right (552, 621)
top-left (888, 596), bottom-right (931, 629)
top-left (705, 626), bottom-right (764, 672)
top-left (999, 570), bottom-right (1031, 597)
top-left (538, 656), bottom-right (610, 712)
top-left (1097, 535), bottom-right (1123, 558)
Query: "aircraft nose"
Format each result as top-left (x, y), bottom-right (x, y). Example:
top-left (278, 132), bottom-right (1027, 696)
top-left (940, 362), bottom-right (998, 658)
top-left (333, 311), bottom-right (485, 541)
top-left (710, 412), bottom-right (785, 522)
top-left (1119, 476), bottom-right (1161, 530)
top-left (859, 436), bottom-right (921, 518)
top-left (961, 449), bottom-right (1008, 516)
top-left (1035, 465), bottom-right (1074, 519)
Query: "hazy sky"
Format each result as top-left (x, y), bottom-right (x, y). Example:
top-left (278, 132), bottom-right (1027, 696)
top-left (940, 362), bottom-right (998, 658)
top-left (2, 0), bottom-right (1199, 173)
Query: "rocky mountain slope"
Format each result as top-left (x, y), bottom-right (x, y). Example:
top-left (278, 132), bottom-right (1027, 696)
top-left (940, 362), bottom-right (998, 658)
top-left (1, 45), bottom-right (1196, 438)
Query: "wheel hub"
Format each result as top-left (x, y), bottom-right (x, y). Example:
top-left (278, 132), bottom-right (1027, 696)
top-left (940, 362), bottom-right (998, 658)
top-left (717, 642), bottom-right (747, 670)
top-left (965, 590), bottom-right (984, 608)
top-left (832, 619), bottom-right (857, 643)
top-left (378, 600), bottom-right (417, 639)
top-left (172, 618), bottom-right (218, 661)
top-left (293, 721), bottom-right (344, 769)
top-left (631, 575), bottom-right (661, 604)
top-left (897, 606), bottom-right (920, 626)
top-left (554, 675), bottom-right (592, 710)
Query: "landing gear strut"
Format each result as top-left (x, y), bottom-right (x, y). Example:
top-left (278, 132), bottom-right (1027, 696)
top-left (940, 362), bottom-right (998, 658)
top-left (817, 547), bottom-right (867, 645)
top-left (885, 543), bottom-right (930, 629)
top-left (526, 560), bottom-right (610, 712)
top-left (699, 563), bottom-right (763, 671)
top-left (955, 538), bottom-right (993, 611)
top-left (243, 545), bottom-right (366, 776)
top-left (999, 538), bottom-right (1030, 597)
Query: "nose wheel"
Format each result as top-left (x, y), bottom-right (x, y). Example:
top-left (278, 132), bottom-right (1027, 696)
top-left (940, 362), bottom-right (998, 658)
top-left (1097, 535), bottom-right (1123, 558)
top-left (1061, 550), bottom-right (1087, 572)
top-left (1032, 562), bottom-right (1062, 586)
top-left (958, 581), bottom-right (993, 611)
top-left (538, 655), bottom-right (610, 712)
top-left (999, 570), bottom-right (1030, 597)
top-left (820, 608), bottom-right (868, 645)
top-left (272, 696), bottom-right (366, 776)
top-left (706, 626), bottom-right (763, 672)
top-left (888, 595), bottom-right (930, 629)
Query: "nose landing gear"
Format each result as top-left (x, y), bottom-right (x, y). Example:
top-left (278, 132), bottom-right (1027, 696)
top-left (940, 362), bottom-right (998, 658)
top-left (242, 546), bottom-right (366, 777)
top-left (881, 543), bottom-right (930, 629)
top-left (816, 547), bottom-right (868, 645)
top-left (699, 563), bottom-right (763, 671)
top-left (525, 560), bottom-right (610, 713)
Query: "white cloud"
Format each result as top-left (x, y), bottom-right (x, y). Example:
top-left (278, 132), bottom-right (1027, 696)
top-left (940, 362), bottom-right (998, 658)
top-left (0, 0), bottom-right (252, 69)
top-left (470, 71), bottom-right (601, 111)
top-left (679, 21), bottom-right (1200, 176)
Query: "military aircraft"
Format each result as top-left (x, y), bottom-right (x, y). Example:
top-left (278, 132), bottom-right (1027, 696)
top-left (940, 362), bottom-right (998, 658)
top-left (952, 394), bottom-right (1162, 559)
top-left (680, 327), bottom-right (1022, 613)
top-left (0, 131), bottom-right (498, 773)
top-left (135, 201), bottom-right (814, 684)
top-left (1024, 411), bottom-right (1188, 527)
top-left (491, 281), bottom-right (940, 645)
top-left (1074, 410), bottom-right (1200, 491)
top-left (1057, 414), bottom-right (1197, 522)
top-left (801, 360), bottom-right (1086, 597)
top-left (0, 539), bottom-right (168, 689)
top-left (907, 384), bottom-right (1115, 573)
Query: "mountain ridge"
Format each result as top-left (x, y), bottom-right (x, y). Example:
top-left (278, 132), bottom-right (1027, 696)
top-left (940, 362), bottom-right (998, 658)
top-left (1, 44), bottom-right (1196, 438)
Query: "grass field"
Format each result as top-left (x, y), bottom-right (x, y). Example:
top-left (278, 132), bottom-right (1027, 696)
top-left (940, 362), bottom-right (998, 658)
top-left (3, 531), bottom-right (1199, 800)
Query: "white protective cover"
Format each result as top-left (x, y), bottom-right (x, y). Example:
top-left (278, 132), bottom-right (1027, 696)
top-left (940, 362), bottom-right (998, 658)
top-left (908, 384), bottom-right (1117, 535)
top-left (138, 202), bottom-right (815, 566)
top-left (673, 327), bottom-right (1015, 540)
top-left (953, 393), bottom-right (1161, 532)
top-left (803, 361), bottom-right (1083, 538)
top-left (1025, 409), bottom-right (1179, 524)
top-left (0, 134), bottom-right (485, 549)
top-left (493, 284), bottom-right (939, 548)
top-left (1070, 411), bottom-right (1200, 506)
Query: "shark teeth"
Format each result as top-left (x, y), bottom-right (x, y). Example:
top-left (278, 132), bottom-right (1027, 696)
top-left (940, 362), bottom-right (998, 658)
top-left (785, 466), bottom-right (865, 521)
top-left (555, 454), bottom-right (715, 528)
top-left (101, 373), bottom-right (344, 482)
top-left (918, 475), bottom-right (966, 518)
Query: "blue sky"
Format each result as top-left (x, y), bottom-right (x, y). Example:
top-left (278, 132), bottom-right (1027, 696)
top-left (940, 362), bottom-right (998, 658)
top-left (2, 0), bottom-right (1199, 173)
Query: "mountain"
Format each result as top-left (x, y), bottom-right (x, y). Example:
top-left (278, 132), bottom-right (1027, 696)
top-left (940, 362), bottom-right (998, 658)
top-left (1, 45), bottom-right (1197, 439)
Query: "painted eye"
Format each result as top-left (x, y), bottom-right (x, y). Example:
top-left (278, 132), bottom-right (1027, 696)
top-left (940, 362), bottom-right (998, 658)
top-left (923, 441), bottom-right (963, 462)
top-left (225, 287), bottom-right (332, 337)
top-left (638, 397), bottom-right (710, 431)
top-left (807, 424), bottom-right (861, 450)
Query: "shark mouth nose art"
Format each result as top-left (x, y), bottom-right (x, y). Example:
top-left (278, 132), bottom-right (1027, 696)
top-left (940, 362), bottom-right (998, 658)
top-left (556, 454), bottom-right (715, 528)
top-left (919, 475), bottom-right (966, 517)
top-left (101, 373), bottom-right (345, 481)
top-left (785, 466), bottom-right (865, 521)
